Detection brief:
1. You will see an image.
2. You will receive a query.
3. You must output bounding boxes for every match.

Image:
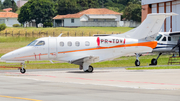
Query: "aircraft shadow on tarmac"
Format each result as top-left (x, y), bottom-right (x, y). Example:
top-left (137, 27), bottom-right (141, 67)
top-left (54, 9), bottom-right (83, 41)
top-left (66, 71), bottom-right (111, 74)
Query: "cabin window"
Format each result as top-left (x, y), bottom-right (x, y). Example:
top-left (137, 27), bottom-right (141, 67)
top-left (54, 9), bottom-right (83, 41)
top-left (155, 34), bottom-right (162, 41)
top-left (85, 41), bottom-right (90, 46)
top-left (36, 41), bottom-right (45, 46)
top-left (71, 19), bottom-right (74, 23)
top-left (75, 41), bottom-right (80, 46)
top-left (162, 37), bottom-right (166, 41)
top-left (68, 41), bottom-right (72, 46)
top-left (168, 37), bottom-right (171, 41)
top-left (27, 40), bottom-right (38, 46)
top-left (60, 42), bottom-right (64, 46)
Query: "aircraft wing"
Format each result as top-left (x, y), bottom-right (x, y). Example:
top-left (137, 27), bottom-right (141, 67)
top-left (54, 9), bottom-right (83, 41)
top-left (169, 31), bottom-right (180, 36)
top-left (71, 56), bottom-right (99, 65)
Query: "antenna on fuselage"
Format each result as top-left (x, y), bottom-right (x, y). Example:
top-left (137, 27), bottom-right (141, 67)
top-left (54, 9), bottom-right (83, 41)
top-left (58, 33), bottom-right (63, 37)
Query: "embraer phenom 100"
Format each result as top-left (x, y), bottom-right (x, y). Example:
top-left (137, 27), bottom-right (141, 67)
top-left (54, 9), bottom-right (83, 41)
top-left (0, 13), bottom-right (177, 73)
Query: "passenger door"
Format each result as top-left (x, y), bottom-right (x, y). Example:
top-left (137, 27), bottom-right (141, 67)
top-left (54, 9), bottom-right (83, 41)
top-left (48, 38), bottom-right (57, 59)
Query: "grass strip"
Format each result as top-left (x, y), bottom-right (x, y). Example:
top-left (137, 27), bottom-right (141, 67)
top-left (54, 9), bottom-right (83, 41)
top-left (126, 65), bottom-right (180, 70)
top-left (0, 55), bottom-right (179, 70)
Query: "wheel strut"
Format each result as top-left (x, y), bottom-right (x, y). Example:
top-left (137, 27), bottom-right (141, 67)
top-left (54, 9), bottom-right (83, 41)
top-left (150, 53), bottom-right (162, 65)
top-left (20, 63), bottom-right (26, 74)
top-left (135, 53), bottom-right (141, 66)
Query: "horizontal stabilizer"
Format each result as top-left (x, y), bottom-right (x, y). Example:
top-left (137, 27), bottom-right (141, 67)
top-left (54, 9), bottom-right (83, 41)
top-left (114, 13), bottom-right (178, 41)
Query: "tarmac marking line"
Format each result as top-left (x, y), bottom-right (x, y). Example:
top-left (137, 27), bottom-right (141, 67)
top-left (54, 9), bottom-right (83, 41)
top-left (0, 95), bottom-right (42, 101)
top-left (3, 72), bottom-right (57, 78)
top-left (66, 77), bottom-right (180, 86)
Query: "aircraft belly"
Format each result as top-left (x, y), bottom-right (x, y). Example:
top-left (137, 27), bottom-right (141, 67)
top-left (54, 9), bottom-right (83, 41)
top-left (57, 49), bottom-right (114, 62)
top-left (153, 48), bottom-right (173, 52)
top-left (57, 46), bottom-right (153, 63)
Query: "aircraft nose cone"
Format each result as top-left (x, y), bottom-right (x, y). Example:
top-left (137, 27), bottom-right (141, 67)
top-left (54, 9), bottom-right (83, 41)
top-left (1, 53), bottom-right (12, 61)
top-left (1, 54), bottom-right (8, 60)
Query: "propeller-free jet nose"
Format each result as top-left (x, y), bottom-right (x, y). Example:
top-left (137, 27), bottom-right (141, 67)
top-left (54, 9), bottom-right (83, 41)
top-left (1, 53), bottom-right (13, 61)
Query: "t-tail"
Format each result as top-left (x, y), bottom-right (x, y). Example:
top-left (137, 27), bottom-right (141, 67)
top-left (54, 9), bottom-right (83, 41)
top-left (115, 13), bottom-right (178, 41)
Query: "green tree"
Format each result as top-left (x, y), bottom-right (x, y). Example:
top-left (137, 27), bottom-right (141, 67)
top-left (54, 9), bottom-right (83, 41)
top-left (56, 0), bottom-right (79, 15)
top-left (0, 23), bottom-right (6, 31)
top-left (104, 1), bottom-right (124, 12)
top-left (123, 1), bottom-right (141, 22)
top-left (0, 0), bottom-right (4, 9)
top-left (3, 0), bottom-right (18, 12)
top-left (18, 4), bottom-right (31, 26)
top-left (3, 0), bottom-right (11, 8)
top-left (18, 0), bottom-right (56, 28)
top-left (112, 0), bottom-right (130, 5)
top-left (77, 0), bottom-right (99, 10)
top-left (88, 0), bottom-right (99, 8)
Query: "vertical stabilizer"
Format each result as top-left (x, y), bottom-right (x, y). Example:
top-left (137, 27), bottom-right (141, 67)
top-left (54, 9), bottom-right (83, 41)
top-left (121, 13), bottom-right (177, 41)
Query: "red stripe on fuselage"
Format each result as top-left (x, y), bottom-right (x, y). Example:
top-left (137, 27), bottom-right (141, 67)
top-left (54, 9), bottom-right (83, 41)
top-left (14, 41), bottom-right (157, 59)
top-left (97, 37), bottom-right (100, 46)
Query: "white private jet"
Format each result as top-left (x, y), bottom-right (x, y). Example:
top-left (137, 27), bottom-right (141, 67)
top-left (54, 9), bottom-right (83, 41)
top-left (149, 31), bottom-right (180, 65)
top-left (0, 13), bottom-right (177, 74)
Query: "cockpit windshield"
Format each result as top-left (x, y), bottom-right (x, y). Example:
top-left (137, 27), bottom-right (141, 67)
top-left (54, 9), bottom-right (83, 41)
top-left (27, 40), bottom-right (38, 46)
top-left (36, 41), bottom-right (45, 46)
top-left (155, 34), bottom-right (162, 41)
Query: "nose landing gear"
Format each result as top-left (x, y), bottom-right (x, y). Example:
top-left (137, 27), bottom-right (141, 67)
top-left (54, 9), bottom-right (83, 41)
top-left (20, 63), bottom-right (26, 74)
top-left (150, 53), bottom-right (162, 65)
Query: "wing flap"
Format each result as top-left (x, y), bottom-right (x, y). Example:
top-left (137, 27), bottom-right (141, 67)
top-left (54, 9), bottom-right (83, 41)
top-left (71, 56), bottom-right (99, 65)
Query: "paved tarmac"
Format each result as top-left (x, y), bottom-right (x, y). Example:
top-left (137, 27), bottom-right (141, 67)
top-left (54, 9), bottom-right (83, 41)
top-left (0, 68), bottom-right (180, 101)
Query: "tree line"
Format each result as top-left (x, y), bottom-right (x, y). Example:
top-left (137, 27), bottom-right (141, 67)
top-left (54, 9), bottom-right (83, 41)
top-left (1, 0), bottom-right (141, 28)
top-left (0, 0), bottom-right (18, 12)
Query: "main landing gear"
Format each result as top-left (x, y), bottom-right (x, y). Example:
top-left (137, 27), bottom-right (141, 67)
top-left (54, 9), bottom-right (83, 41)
top-left (84, 65), bottom-right (94, 72)
top-left (150, 53), bottom-right (162, 65)
top-left (135, 53), bottom-right (141, 66)
top-left (20, 63), bottom-right (26, 74)
top-left (79, 65), bottom-right (94, 73)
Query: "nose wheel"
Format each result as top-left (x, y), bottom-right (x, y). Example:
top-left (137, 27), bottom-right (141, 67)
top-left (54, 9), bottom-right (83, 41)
top-left (151, 58), bottom-right (157, 65)
top-left (150, 53), bottom-right (162, 65)
top-left (20, 68), bottom-right (26, 74)
top-left (20, 63), bottom-right (26, 74)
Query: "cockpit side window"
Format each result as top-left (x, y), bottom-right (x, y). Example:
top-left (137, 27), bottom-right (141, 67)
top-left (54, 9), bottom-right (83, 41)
top-left (36, 41), bottom-right (45, 46)
top-left (162, 37), bottom-right (166, 41)
top-left (168, 37), bottom-right (171, 41)
top-left (27, 40), bottom-right (38, 46)
top-left (155, 34), bottom-right (162, 41)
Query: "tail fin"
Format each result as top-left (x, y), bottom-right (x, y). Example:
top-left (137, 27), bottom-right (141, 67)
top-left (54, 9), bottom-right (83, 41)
top-left (118, 13), bottom-right (177, 41)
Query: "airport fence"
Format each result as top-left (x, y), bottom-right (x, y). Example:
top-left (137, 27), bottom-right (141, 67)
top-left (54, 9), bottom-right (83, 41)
top-left (0, 30), bottom-right (121, 37)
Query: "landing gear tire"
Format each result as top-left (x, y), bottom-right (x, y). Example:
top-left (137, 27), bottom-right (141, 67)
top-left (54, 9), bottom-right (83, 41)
top-left (20, 68), bottom-right (26, 74)
top-left (151, 58), bottom-right (157, 65)
top-left (135, 60), bottom-right (140, 66)
top-left (84, 65), bottom-right (94, 73)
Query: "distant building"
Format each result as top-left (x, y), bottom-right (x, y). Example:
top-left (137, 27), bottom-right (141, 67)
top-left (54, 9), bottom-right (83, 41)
top-left (3, 8), bottom-right (12, 12)
top-left (53, 8), bottom-right (122, 27)
top-left (17, 0), bottom-right (28, 8)
top-left (141, 0), bottom-right (180, 32)
top-left (0, 11), bottom-right (20, 27)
